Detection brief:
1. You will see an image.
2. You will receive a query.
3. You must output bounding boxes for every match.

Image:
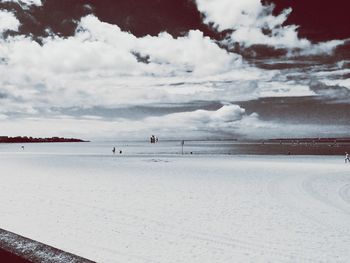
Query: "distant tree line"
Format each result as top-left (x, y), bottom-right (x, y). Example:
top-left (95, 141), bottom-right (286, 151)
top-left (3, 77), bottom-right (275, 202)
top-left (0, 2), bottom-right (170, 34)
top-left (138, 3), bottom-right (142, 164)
top-left (0, 136), bottom-right (88, 143)
top-left (268, 137), bottom-right (350, 144)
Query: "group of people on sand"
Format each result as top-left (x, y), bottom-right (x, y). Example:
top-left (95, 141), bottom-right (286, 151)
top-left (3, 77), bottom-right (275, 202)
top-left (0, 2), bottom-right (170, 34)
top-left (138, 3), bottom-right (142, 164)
top-left (150, 135), bottom-right (159, 144)
top-left (112, 147), bottom-right (122, 155)
top-left (112, 136), bottom-right (160, 155)
top-left (345, 152), bottom-right (350, 163)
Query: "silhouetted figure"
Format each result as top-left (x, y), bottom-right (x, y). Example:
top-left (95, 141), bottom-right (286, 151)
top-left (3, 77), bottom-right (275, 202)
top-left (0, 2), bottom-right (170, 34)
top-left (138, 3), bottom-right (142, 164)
top-left (112, 147), bottom-right (116, 155)
top-left (150, 135), bottom-right (156, 144)
top-left (119, 150), bottom-right (122, 154)
top-left (345, 152), bottom-right (350, 163)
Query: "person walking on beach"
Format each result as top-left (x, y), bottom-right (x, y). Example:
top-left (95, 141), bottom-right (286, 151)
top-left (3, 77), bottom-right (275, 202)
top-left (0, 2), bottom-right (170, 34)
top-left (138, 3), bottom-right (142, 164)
top-left (345, 152), bottom-right (350, 163)
top-left (112, 147), bottom-right (116, 155)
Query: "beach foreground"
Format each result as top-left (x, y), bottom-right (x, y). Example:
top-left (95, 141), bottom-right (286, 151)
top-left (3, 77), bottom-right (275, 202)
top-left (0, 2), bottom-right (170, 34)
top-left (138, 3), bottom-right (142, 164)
top-left (0, 149), bottom-right (349, 262)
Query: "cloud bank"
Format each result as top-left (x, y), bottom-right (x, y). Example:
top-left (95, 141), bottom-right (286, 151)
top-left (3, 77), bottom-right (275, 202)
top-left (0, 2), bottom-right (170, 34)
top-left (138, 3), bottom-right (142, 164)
top-left (0, 1), bottom-right (349, 139)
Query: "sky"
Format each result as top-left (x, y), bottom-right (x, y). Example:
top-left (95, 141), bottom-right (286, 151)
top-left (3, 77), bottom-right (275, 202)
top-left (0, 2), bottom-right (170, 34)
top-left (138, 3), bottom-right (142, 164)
top-left (0, 0), bottom-right (349, 140)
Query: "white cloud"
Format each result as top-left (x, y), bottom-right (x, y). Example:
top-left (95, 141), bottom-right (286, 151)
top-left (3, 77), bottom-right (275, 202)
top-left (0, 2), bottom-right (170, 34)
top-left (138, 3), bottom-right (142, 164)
top-left (195, 0), bottom-right (344, 53)
top-left (0, 113), bottom-right (8, 120)
top-left (0, 14), bottom-right (271, 113)
top-left (257, 82), bottom-right (315, 98)
top-left (0, 10), bottom-right (20, 33)
top-left (313, 68), bottom-right (350, 78)
top-left (0, 0), bottom-right (42, 6)
top-left (196, 0), bottom-right (263, 31)
top-left (323, 79), bottom-right (350, 89)
top-left (77, 15), bottom-right (243, 76)
top-left (146, 104), bottom-right (247, 127)
top-left (195, 0), bottom-right (307, 48)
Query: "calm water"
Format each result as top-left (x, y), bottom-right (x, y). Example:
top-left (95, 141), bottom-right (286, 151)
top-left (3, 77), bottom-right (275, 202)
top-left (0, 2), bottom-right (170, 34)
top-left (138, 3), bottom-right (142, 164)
top-left (0, 140), bottom-right (349, 156)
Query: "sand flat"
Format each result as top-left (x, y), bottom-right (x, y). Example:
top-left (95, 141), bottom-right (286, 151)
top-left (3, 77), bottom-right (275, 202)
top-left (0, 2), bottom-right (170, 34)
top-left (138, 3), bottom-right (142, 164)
top-left (0, 152), bottom-right (349, 262)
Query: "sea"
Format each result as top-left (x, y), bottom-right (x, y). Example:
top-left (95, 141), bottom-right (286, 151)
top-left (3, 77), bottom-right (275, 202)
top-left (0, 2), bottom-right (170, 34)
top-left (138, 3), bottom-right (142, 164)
top-left (0, 140), bottom-right (349, 156)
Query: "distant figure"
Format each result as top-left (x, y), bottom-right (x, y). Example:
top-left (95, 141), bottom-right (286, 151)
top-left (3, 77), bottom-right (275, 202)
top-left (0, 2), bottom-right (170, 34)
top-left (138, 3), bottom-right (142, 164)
top-left (150, 135), bottom-right (156, 144)
top-left (119, 150), bottom-right (122, 154)
top-left (155, 137), bottom-right (158, 143)
top-left (112, 147), bottom-right (116, 155)
top-left (21, 146), bottom-right (24, 150)
top-left (345, 152), bottom-right (350, 163)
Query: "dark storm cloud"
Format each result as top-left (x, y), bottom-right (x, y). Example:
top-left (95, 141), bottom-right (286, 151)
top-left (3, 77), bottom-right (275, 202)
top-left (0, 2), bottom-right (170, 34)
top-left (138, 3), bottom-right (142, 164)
top-left (232, 44), bottom-right (287, 60)
top-left (238, 96), bottom-right (350, 125)
top-left (244, 40), bottom-right (350, 60)
top-left (0, 92), bottom-right (8, 98)
top-left (309, 80), bottom-right (350, 100)
top-left (242, 40), bottom-right (350, 96)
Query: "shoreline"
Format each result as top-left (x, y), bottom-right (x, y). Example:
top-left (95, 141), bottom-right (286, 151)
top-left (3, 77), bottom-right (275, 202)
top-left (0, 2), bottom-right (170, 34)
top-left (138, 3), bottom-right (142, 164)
top-left (1, 143), bottom-right (348, 156)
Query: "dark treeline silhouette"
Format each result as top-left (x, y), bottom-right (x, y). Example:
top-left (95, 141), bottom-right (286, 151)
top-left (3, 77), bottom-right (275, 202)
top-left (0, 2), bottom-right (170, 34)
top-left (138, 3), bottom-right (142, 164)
top-left (0, 136), bottom-right (87, 143)
top-left (268, 137), bottom-right (350, 144)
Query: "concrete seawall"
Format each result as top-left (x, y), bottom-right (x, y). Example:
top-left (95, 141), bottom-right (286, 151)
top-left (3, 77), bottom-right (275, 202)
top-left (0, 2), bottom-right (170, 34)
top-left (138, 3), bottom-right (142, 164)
top-left (0, 228), bottom-right (95, 263)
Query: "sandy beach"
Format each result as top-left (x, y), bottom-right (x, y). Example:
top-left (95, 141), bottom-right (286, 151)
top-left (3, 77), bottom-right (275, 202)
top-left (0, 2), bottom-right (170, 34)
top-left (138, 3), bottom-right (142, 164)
top-left (0, 144), bottom-right (350, 262)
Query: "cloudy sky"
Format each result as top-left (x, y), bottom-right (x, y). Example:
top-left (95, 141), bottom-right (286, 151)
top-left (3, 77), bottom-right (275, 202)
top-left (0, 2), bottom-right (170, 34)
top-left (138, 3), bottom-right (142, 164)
top-left (0, 0), bottom-right (349, 140)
